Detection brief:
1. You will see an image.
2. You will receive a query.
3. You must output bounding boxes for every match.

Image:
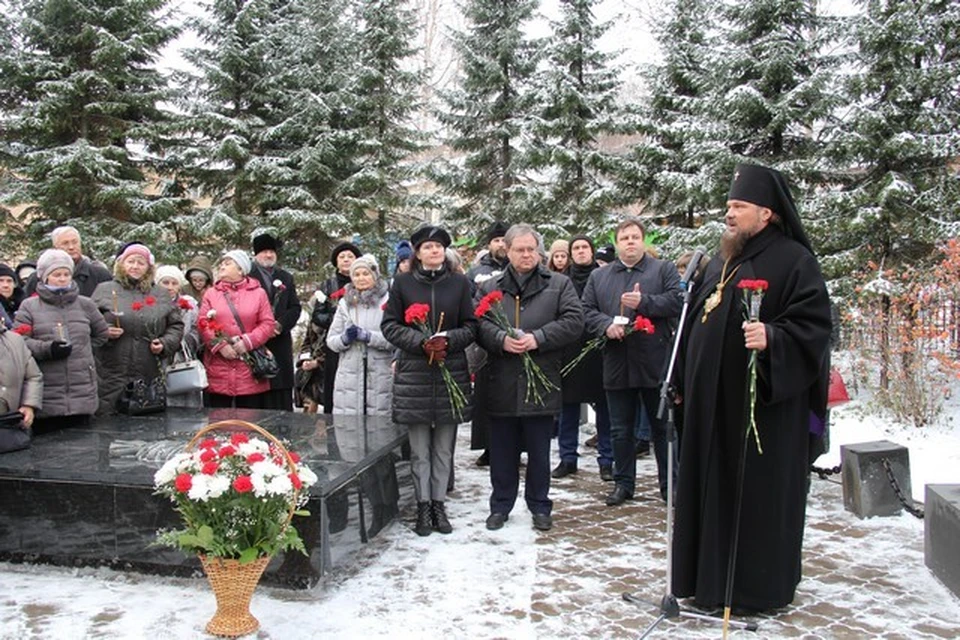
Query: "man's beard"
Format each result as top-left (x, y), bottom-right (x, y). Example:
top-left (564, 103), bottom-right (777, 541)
top-left (257, 258), bottom-right (277, 269)
top-left (492, 247), bottom-right (507, 261)
top-left (720, 228), bottom-right (749, 261)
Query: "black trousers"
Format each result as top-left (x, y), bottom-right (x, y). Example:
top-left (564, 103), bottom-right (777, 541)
top-left (262, 387), bottom-right (294, 411)
top-left (488, 415), bottom-right (554, 516)
top-left (204, 392), bottom-right (266, 410)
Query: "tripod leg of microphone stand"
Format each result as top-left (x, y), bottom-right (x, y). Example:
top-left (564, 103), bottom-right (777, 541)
top-left (637, 612), bottom-right (668, 640)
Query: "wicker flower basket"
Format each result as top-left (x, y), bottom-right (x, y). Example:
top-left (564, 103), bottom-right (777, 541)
top-left (185, 420), bottom-right (301, 637)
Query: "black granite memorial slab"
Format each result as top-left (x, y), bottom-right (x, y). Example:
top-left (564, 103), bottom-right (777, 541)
top-left (0, 408), bottom-right (410, 588)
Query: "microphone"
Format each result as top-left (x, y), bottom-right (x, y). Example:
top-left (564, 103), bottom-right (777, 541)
top-left (679, 247), bottom-right (706, 291)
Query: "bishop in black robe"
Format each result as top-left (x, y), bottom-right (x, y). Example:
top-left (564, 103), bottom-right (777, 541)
top-left (671, 164), bottom-right (832, 611)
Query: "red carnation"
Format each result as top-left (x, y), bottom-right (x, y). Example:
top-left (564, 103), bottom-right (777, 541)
top-left (232, 476), bottom-right (254, 493)
top-left (230, 432), bottom-right (249, 446)
top-left (737, 279), bottom-right (769, 292)
top-left (201, 461), bottom-right (219, 475)
top-left (289, 451), bottom-right (301, 464)
top-left (404, 303), bottom-right (430, 325)
top-left (198, 317), bottom-right (209, 331)
top-left (486, 290), bottom-right (504, 304)
top-left (174, 473), bottom-right (193, 493)
top-left (381, 302), bottom-right (387, 311)
top-left (199, 449), bottom-right (217, 463)
top-left (632, 316), bottom-right (655, 334)
top-left (145, 295), bottom-right (157, 306)
top-left (199, 438), bottom-right (218, 450)
top-left (330, 288), bottom-right (346, 301)
top-left (178, 298), bottom-right (192, 310)
top-left (247, 452), bottom-right (265, 464)
top-left (289, 473), bottom-right (303, 490)
top-left (131, 301), bottom-right (144, 311)
top-left (218, 445), bottom-right (237, 459)
top-left (474, 300), bottom-right (491, 319)
top-left (13, 324), bottom-right (32, 336)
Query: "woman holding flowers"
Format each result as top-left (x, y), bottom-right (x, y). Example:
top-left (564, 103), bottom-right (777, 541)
top-left (13, 249), bottom-right (110, 431)
top-left (325, 255), bottom-right (392, 416)
top-left (198, 250), bottom-right (276, 409)
top-left (381, 226), bottom-right (476, 537)
top-left (91, 243), bottom-right (183, 415)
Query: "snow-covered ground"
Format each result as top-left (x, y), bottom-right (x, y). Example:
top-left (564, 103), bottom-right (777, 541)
top-left (1, 392), bottom-right (958, 639)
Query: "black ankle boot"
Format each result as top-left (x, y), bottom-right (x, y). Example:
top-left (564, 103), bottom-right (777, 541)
top-left (414, 501), bottom-right (432, 537)
top-left (431, 500), bottom-right (453, 534)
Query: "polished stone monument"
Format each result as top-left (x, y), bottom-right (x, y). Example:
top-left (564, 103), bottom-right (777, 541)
top-left (0, 408), bottom-right (410, 588)
top-left (925, 484), bottom-right (960, 598)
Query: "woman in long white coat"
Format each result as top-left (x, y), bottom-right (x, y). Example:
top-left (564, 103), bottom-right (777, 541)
top-left (325, 255), bottom-right (392, 416)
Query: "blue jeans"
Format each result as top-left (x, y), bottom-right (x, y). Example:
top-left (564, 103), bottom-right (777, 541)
top-left (606, 387), bottom-right (674, 497)
top-left (635, 400), bottom-right (651, 442)
top-left (557, 399), bottom-right (613, 467)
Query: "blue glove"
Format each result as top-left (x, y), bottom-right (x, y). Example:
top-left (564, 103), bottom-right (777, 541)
top-left (343, 325), bottom-right (359, 344)
top-left (356, 327), bottom-right (371, 343)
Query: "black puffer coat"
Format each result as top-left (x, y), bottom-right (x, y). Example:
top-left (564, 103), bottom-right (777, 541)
top-left (251, 265), bottom-right (301, 391)
top-left (560, 258), bottom-right (605, 404)
top-left (476, 265), bottom-right (583, 417)
top-left (381, 262), bottom-right (476, 426)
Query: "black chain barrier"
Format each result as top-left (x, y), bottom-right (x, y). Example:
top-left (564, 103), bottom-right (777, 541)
top-left (810, 463), bottom-right (842, 479)
top-left (881, 457), bottom-right (925, 519)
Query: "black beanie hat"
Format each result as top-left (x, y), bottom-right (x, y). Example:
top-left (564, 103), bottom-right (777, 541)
top-left (484, 220), bottom-right (510, 244)
top-left (0, 263), bottom-right (15, 281)
top-left (252, 233), bottom-right (282, 255)
top-left (595, 244), bottom-right (615, 263)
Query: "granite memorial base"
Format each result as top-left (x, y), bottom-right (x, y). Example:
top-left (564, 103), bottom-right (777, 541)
top-left (925, 484), bottom-right (960, 598)
top-left (0, 408), bottom-right (411, 589)
top-left (841, 440), bottom-right (911, 518)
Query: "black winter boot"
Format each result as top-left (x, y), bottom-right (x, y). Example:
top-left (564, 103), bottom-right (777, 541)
top-left (431, 500), bottom-right (453, 534)
top-left (414, 501), bottom-right (432, 537)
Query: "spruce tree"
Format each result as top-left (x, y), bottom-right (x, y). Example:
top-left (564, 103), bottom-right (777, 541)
top-left (0, 0), bottom-right (181, 260)
top-left (340, 0), bottom-right (426, 256)
top-left (434, 0), bottom-right (542, 230)
top-left (527, 0), bottom-right (626, 237)
top-left (814, 0), bottom-right (960, 281)
top-left (624, 0), bottom-right (728, 238)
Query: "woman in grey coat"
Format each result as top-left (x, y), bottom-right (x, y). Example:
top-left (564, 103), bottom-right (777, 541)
top-left (326, 255), bottom-right (392, 416)
top-left (14, 249), bottom-right (110, 431)
top-left (91, 243), bottom-right (184, 415)
top-left (156, 264), bottom-right (202, 409)
top-left (0, 323), bottom-right (43, 430)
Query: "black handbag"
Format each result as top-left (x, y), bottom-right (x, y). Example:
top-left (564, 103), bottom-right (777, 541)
top-left (117, 378), bottom-right (167, 415)
top-left (223, 293), bottom-right (279, 380)
top-left (0, 411), bottom-right (30, 453)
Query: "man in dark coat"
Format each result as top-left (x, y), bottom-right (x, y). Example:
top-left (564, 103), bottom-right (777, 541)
top-left (582, 219), bottom-right (682, 505)
top-left (554, 235), bottom-right (613, 481)
top-left (24, 226), bottom-right (112, 297)
top-left (671, 163), bottom-right (831, 612)
top-left (312, 241), bottom-right (362, 414)
top-left (0, 263), bottom-right (25, 329)
top-left (250, 233), bottom-right (302, 411)
top-left (468, 219), bottom-right (510, 464)
top-left (476, 224), bottom-right (583, 532)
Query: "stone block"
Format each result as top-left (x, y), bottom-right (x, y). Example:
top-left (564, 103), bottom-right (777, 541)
top-left (925, 484), bottom-right (960, 599)
top-left (841, 440), bottom-right (911, 518)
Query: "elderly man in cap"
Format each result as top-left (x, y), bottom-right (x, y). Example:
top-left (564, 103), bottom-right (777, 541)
top-left (249, 233), bottom-right (301, 411)
top-left (671, 163), bottom-right (831, 613)
top-left (312, 241), bottom-right (363, 413)
top-left (24, 226), bottom-right (112, 297)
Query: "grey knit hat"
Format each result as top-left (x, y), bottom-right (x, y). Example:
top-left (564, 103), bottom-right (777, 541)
top-left (36, 249), bottom-right (75, 282)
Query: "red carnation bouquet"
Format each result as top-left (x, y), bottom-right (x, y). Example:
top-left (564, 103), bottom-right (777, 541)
top-left (154, 430), bottom-right (317, 562)
top-left (474, 290), bottom-right (562, 406)
top-left (737, 278), bottom-right (769, 454)
top-left (404, 303), bottom-right (468, 420)
top-left (561, 314), bottom-right (655, 377)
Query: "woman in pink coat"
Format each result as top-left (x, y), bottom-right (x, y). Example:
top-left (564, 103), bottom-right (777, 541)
top-left (198, 250), bottom-right (276, 408)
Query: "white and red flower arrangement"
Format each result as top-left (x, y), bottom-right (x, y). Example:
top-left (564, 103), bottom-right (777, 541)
top-left (561, 314), bottom-right (655, 377)
top-left (154, 431), bottom-right (317, 562)
top-left (737, 278), bottom-right (769, 454)
top-left (474, 290), bottom-right (561, 406)
top-left (404, 302), bottom-right (468, 420)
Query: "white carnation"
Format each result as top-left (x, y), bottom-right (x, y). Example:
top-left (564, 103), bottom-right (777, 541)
top-left (266, 474), bottom-right (293, 496)
top-left (238, 440), bottom-right (269, 457)
top-left (155, 453), bottom-right (191, 486)
top-left (188, 474), bottom-right (214, 501)
top-left (297, 465), bottom-right (318, 488)
top-left (251, 472), bottom-right (269, 498)
top-left (206, 475), bottom-right (230, 499)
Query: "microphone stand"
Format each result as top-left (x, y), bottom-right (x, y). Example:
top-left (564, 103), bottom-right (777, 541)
top-left (622, 273), bottom-right (758, 638)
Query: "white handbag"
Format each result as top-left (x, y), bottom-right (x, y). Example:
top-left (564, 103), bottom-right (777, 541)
top-left (164, 346), bottom-right (208, 395)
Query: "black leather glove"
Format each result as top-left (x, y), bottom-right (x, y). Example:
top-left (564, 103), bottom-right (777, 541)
top-left (50, 340), bottom-right (73, 360)
top-left (422, 336), bottom-right (449, 363)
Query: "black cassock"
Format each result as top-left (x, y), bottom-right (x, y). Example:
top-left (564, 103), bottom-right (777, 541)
top-left (672, 226), bottom-right (831, 610)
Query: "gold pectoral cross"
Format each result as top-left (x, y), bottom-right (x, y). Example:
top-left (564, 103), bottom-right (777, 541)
top-left (701, 261), bottom-right (740, 324)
